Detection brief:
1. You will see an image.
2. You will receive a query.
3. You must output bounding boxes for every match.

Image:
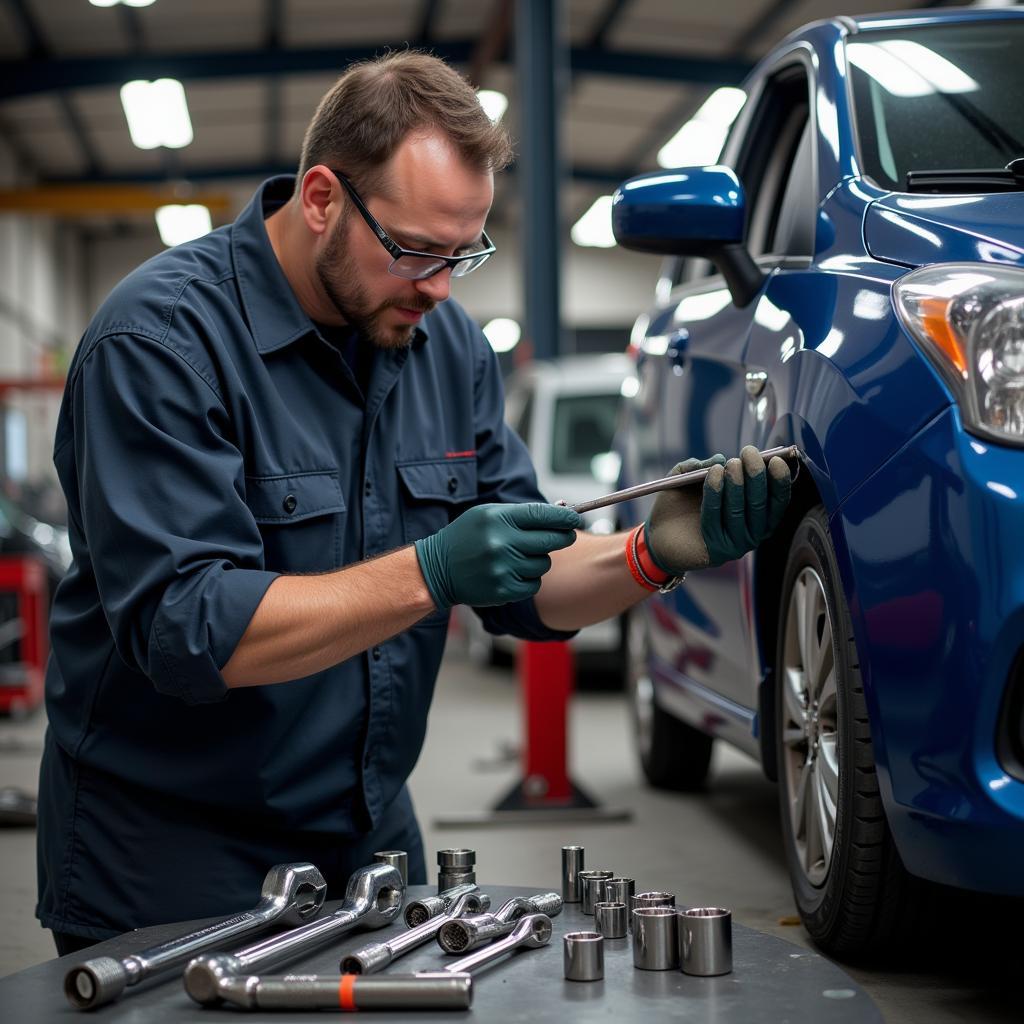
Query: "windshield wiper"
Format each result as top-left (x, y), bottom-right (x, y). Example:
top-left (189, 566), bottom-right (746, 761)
top-left (906, 158), bottom-right (1024, 194)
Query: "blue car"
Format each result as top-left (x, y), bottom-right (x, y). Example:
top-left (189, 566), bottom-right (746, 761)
top-left (612, 7), bottom-right (1024, 957)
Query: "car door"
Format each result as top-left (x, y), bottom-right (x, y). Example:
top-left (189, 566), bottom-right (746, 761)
top-left (644, 54), bottom-right (814, 712)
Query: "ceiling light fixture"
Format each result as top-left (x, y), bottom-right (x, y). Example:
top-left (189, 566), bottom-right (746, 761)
top-left (120, 79), bottom-right (193, 150)
top-left (570, 195), bottom-right (616, 248)
top-left (155, 204), bottom-right (212, 247)
top-left (657, 87), bottom-right (746, 168)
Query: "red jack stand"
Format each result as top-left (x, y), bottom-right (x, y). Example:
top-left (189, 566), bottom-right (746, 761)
top-left (434, 640), bottom-right (631, 827)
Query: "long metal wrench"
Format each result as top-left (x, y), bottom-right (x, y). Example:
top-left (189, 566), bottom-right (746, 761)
top-left (342, 891), bottom-right (491, 974)
top-left (568, 444), bottom-right (802, 514)
top-left (403, 882), bottom-right (479, 927)
top-left (215, 971), bottom-right (473, 1011)
top-left (436, 892), bottom-right (562, 953)
top-left (440, 914), bottom-right (552, 975)
top-left (184, 862), bottom-right (404, 1006)
top-left (63, 862), bottom-right (327, 1011)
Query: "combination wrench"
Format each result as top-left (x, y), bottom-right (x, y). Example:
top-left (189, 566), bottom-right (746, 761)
top-left (184, 862), bottom-right (403, 1006)
top-left (342, 890), bottom-right (490, 974)
top-left (63, 862), bottom-right (327, 1011)
top-left (436, 891), bottom-right (562, 953)
top-left (403, 882), bottom-right (479, 927)
top-left (441, 913), bottom-right (552, 975)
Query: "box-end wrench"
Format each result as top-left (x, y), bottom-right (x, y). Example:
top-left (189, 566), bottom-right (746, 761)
top-left (441, 914), bottom-right (552, 976)
top-left (63, 862), bottom-right (327, 1011)
top-left (184, 862), bottom-right (403, 1006)
top-left (403, 882), bottom-right (479, 927)
top-left (342, 891), bottom-right (491, 975)
top-left (437, 892), bottom-right (562, 954)
top-left (215, 971), bottom-right (473, 1012)
top-left (565, 444), bottom-right (802, 514)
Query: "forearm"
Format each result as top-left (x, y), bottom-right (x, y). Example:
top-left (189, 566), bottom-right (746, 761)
top-left (221, 546), bottom-right (436, 687)
top-left (534, 529), bottom-right (649, 632)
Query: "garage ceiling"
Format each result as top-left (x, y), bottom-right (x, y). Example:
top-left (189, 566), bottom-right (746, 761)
top-left (0, 0), bottom-right (971, 231)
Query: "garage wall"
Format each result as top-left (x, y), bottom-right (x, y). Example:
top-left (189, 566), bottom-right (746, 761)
top-left (0, 138), bottom-right (87, 486)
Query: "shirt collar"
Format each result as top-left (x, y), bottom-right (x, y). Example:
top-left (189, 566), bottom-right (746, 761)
top-left (231, 175), bottom-right (429, 355)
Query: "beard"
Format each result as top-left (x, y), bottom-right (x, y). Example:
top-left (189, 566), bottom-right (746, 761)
top-left (315, 216), bottom-right (434, 350)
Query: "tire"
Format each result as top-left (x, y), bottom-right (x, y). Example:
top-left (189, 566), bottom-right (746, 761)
top-left (775, 507), bottom-right (924, 958)
top-left (626, 606), bottom-right (713, 791)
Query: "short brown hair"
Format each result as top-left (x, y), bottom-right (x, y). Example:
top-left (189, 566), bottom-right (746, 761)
top-left (297, 50), bottom-right (513, 196)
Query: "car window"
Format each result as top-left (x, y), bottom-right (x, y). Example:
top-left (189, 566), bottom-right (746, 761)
top-left (734, 63), bottom-right (812, 258)
top-left (551, 393), bottom-right (621, 475)
top-left (848, 21), bottom-right (1024, 191)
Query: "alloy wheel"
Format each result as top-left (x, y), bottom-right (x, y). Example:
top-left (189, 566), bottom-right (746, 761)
top-left (780, 567), bottom-right (839, 887)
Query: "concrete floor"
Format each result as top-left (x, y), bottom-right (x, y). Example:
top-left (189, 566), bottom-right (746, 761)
top-left (1, 640), bottom-right (1021, 1022)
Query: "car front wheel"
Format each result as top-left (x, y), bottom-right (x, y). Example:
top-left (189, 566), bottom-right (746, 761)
top-left (776, 507), bottom-right (923, 957)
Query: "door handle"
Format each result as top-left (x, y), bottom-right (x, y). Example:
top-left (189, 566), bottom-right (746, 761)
top-left (745, 370), bottom-right (768, 397)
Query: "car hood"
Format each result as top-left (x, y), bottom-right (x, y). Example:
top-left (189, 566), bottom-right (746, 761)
top-left (864, 191), bottom-right (1024, 268)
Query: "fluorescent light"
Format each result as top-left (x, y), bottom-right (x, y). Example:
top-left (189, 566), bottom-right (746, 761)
top-left (155, 205), bottom-right (212, 247)
top-left (477, 90), bottom-right (508, 124)
top-left (120, 79), bottom-right (193, 150)
top-left (657, 87), bottom-right (745, 168)
top-left (89, 1), bottom-right (121, 6)
top-left (482, 318), bottom-right (521, 353)
top-left (90, 0), bottom-right (157, 6)
top-left (571, 195), bottom-right (616, 248)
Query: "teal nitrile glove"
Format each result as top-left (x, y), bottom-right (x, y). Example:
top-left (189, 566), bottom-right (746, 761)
top-left (645, 445), bottom-right (792, 573)
top-left (414, 502), bottom-right (583, 610)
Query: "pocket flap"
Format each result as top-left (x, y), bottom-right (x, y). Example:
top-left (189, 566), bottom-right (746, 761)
top-left (397, 458), bottom-right (477, 503)
top-left (245, 470), bottom-right (345, 524)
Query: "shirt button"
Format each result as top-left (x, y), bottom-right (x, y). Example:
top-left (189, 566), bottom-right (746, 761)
top-left (447, 476), bottom-right (458, 494)
top-left (372, 646), bottom-right (382, 660)
top-left (282, 494), bottom-right (297, 514)
top-left (364, 480), bottom-right (372, 496)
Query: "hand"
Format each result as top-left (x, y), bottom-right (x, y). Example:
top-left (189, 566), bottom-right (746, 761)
top-left (645, 445), bottom-right (792, 573)
top-left (415, 502), bottom-right (583, 610)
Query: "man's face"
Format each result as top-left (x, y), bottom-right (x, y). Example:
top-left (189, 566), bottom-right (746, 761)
top-left (314, 132), bottom-right (494, 349)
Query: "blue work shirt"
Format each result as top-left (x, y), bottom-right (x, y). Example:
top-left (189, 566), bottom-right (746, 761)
top-left (37, 176), bottom-right (570, 938)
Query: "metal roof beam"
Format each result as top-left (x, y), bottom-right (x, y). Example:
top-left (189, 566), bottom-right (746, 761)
top-left (0, 42), bottom-right (752, 100)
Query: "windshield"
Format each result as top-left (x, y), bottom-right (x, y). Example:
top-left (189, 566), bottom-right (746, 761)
top-left (848, 21), bottom-right (1024, 192)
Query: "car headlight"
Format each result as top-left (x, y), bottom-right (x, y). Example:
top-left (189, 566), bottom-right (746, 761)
top-left (894, 264), bottom-right (1024, 445)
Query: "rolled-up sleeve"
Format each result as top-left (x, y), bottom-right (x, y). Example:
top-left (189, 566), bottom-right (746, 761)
top-left (468, 335), bottom-right (578, 642)
top-left (69, 332), bottom-right (278, 704)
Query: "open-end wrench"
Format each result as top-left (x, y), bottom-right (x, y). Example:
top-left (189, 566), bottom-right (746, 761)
top-left (441, 914), bottom-right (552, 975)
top-left (63, 862), bottom-right (327, 1011)
top-left (436, 892), bottom-right (562, 954)
top-left (566, 444), bottom-right (802, 514)
top-left (214, 971), bottom-right (473, 1012)
top-left (403, 882), bottom-right (479, 927)
top-left (342, 891), bottom-right (491, 974)
top-left (184, 862), bottom-right (403, 1006)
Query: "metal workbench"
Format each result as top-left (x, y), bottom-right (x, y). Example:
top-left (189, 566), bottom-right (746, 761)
top-left (0, 885), bottom-right (881, 1022)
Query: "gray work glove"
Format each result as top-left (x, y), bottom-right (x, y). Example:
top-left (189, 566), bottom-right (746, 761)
top-left (415, 502), bottom-right (583, 610)
top-left (645, 445), bottom-right (792, 573)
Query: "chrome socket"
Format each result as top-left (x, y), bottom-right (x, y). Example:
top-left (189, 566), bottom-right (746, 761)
top-left (564, 931), bottom-right (604, 982)
top-left (594, 901), bottom-right (628, 939)
top-left (561, 846), bottom-right (584, 903)
top-left (630, 890), bottom-right (674, 930)
top-left (679, 907), bottom-right (732, 976)
top-left (578, 870), bottom-right (614, 915)
top-left (437, 849), bottom-right (475, 893)
top-left (632, 907), bottom-right (680, 971)
top-left (373, 850), bottom-right (408, 887)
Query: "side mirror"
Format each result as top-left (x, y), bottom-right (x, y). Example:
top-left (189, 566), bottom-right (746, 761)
top-left (612, 166), bottom-right (764, 307)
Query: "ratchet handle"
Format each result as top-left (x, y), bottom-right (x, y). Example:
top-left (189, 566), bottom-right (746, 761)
top-left (568, 444), bottom-right (801, 515)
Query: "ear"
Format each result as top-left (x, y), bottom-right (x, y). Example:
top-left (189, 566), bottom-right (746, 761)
top-left (298, 165), bottom-right (340, 237)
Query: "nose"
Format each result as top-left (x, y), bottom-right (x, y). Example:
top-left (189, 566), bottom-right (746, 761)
top-left (415, 267), bottom-right (452, 304)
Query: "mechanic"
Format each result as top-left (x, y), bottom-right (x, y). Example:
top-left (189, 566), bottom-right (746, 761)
top-left (36, 51), bottom-right (791, 954)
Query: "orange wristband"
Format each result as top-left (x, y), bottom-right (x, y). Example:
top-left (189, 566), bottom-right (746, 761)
top-left (626, 525), bottom-right (671, 592)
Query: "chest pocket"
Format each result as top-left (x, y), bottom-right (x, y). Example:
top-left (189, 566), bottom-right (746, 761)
top-left (397, 458), bottom-right (478, 545)
top-left (244, 470), bottom-right (346, 573)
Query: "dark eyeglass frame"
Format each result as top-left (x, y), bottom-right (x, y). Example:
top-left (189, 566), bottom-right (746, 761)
top-left (330, 169), bottom-right (496, 281)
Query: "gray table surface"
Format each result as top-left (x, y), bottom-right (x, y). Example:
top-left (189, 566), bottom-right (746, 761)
top-left (0, 885), bottom-right (882, 1022)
